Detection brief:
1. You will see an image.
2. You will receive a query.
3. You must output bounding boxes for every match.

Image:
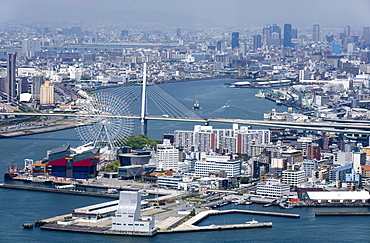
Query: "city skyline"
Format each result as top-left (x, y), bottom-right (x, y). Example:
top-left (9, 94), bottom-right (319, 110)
top-left (1, 0), bottom-right (370, 27)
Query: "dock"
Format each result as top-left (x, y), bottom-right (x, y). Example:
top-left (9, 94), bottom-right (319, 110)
top-left (315, 212), bottom-right (370, 216)
top-left (0, 183), bottom-right (119, 198)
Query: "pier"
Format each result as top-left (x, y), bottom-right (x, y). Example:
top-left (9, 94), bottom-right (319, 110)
top-left (0, 183), bottom-right (119, 198)
top-left (315, 212), bottom-right (370, 216)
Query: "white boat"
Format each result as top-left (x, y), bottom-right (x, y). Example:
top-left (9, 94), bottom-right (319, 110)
top-left (255, 90), bottom-right (265, 99)
top-left (193, 100), bottom-right (200, 110)
top-left (221, 103), bottom-right (230, 108)
top-left (246, 219), bottom-right (258, 224)
top-left (55, 184), bottom-right (75, 189)
top-left (107, 188), bottom-right (118, 194)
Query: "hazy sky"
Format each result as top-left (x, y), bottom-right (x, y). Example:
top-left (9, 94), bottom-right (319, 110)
top-left (1, 0), bottom-right (370, 28)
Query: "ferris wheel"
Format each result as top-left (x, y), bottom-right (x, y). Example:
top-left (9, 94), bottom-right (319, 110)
top-left (76, 92), bottom-right (134, 151)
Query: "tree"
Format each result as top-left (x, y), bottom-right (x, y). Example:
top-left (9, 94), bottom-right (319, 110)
top-left (100, 160), bottom-right (120, 172)
top-left (124, 134), bottom-right (159, 150)
top-left (240, 177), bottom-right (250, 184)
top-left (190, 208), bottom-right (196, 216)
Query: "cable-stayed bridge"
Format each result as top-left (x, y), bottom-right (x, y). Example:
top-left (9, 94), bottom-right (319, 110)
top-left (1, 64), bottom-right (370, 149)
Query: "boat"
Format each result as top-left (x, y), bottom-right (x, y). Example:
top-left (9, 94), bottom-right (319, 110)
top-left (255, 90), bottom-right (265, 99)
top-left (221, 103), bottom-right (230, 108)
top-left (246, 219), bottom-right (258, 224)
top-left (193, 100), bottom-right (200, 110)
top-left (23, 223), bottom-right (34, 229)
top-left (263, 203), bottom-right (272, 207)
top-left (56, 184), bottom-right (75, 189)
top-left (279, 202), bottom-right (294, 209)
top-left (239, 200), bottom-right (252, 205)
top-left (275, 100), bottom-right (283, 105)
top-left (107, 188), bottom-right (118, 194)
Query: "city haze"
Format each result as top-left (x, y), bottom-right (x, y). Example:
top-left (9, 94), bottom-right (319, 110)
top-left (1, 0), bottom-right (370, 27)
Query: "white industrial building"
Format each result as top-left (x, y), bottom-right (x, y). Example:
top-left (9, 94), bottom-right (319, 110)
top-left (256, 179), bottom-right (290, 198)
top-left (111, 191), bottom-right (156, 233)
top-left (194, 156), bottom-right (241, 177)
top-left (306, 191), bottom-right (370, 203)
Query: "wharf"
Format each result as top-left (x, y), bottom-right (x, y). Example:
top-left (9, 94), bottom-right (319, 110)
top-left (315, 212), bottom-right (370, 216)
top-left (0, 183), bottom-right (118, 198)
top-left (40, 224), bottom-right (157, 236)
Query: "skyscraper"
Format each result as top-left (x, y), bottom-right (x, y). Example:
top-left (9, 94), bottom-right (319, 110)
top-left (176, 28), bottom-right (181, 39)
top-left (6, 53), bottom-right (16, 103)
top-left (40, 81), bottom-right (54, 105)
top-left (231, 32), bottom-right (239, 50)
top-left (32, 76), bottom-right (43, 101)
top-left (253, 35), bottom-right (262, 50)
top-left (313, 24), bottom-right (320, 42)
top-left (283, 24), bottom-right (292, 47)
top-left (363, 27), bottom-right (370, 46)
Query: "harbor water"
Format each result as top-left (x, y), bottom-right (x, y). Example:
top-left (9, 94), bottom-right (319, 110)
top-left (1, 78), bottom-right (369, 242)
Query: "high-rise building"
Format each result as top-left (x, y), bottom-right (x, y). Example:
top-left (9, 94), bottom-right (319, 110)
top-left (22, 38), bottom-right (41, 58)
top-left (17, 77), bottom-right (28, 96)
top-left (6, 53), bottom-right (16, 103)
top-left (363, 27), bottom-right (370, 46)
top-left (291, 28), bottom-right (298, 39)
top-left (312, 24), bottom-right (320, 42)
top-left (283, 24), bottom-right (292, 47)
top-left (253, 35), bottom-right (262, 50)
top-left (121, 30), bottom-right (129, 37)
top-left (40, 81), bottom-right (54, 105)
top-left (156, 139), bottom-right (179, 170)
top-left (344, 26), bottom-right (351, 38)
top-left (216, 40), bottom-right (223, 52)
top-left (231, 32), bottom-right (239, 50)
top-left (176, 28), bottom-right (181, 39)
top-left (32, 76), bottom-right (44, 101)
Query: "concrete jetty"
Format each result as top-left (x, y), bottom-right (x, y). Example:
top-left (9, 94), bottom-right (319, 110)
top-left (315, 212), bottom-right (370, 216)
top-left (0, 183), bottom-right (119, 198)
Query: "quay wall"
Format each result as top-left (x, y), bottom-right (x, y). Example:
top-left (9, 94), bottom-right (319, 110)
top-left (315, 212), bottom-right (370, 216)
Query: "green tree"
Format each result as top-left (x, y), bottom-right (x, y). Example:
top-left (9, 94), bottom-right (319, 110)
top-left (240, 177), bottom-right (250, 184)
top-left (101, 160), bottom-right (121, 172)
top-left (124, 134), bottom-right (159, 150)
top-left (190, 208), bottom-right (196, 216)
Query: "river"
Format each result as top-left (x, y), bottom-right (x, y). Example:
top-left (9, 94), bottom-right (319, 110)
top-left (1, 78), bottom-right (368, 242)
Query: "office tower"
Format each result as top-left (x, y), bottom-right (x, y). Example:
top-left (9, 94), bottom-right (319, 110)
top-left (270, 24), bottom-right (281, 39)
top-left (17, 77), bottom-right (28, 96)
top-left (292, 28), bottom-right (298, 39)
top-left (253, 35), bottom-right (262, 50)
top-left (121, 30), bottom-right (129, 37)
top-left (70, 27), bottom-right (82, 37)
top-left (22, 38), bottom-right (41, 58)
top-left (263, 26), bottom-right (271, 46)
top-left (231, 32), bottom-right (239, 50)
top-left (326, 34), bottom-right (334, 43)
top-left (344, 26), bottom-right (351, 37)
top-left (6, 53), bottom-right (16, 103)
top-left (363, 27), bottom-right (370, 46)
top-left (32, 76), bottom-right (43, 101)
top-left (313, 24), bottom-right (320, 42)
top-left (283, 24), bottom-right (292, 47)
top-left (216, 40), bottom-right (223, 52)
top-left (176, 28), bottom-right (181, 39)
top-left (40, 81), bottom-right (54, 105)
top-left (156, 139), bottom-right (179, 170)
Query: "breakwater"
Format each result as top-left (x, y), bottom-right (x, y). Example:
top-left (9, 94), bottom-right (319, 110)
top-left (315, 212), bottom-right (370, 216)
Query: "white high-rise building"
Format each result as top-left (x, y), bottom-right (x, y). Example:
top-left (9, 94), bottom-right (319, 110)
top-left (156, 139), bottom-right (179, 170)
